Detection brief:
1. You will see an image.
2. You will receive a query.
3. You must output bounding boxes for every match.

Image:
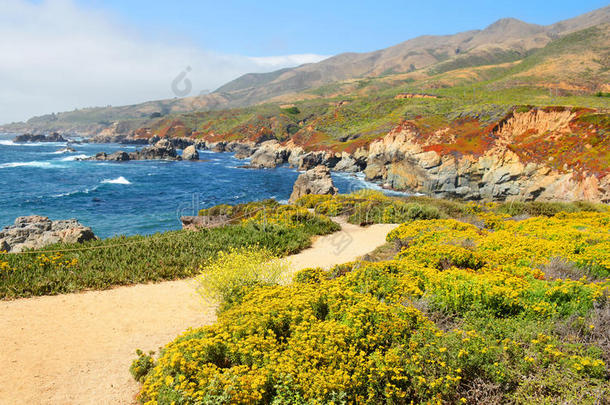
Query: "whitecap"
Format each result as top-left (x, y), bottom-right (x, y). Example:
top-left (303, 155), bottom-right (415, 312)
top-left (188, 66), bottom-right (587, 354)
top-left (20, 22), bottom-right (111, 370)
top-left (0, 141), bottom-right (58, 147)
top-left (60, 154), bottom-right (89, 161)
top-left (52, 186), bottom-right (98, 198)
top-left (101, 176), bottom-right (131, 185)
top-left (0, 161), bottom-right (57, 169)
top-left (51, 149), bottom-right (76, 155)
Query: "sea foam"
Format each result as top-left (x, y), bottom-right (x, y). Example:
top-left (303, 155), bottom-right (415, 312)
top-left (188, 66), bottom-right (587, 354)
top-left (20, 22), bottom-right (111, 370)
top-left (101, 176), bottom-right (131, 185)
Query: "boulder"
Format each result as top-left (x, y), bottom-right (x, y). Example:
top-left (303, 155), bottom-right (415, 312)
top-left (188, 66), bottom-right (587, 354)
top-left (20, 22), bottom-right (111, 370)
top-left (107, 151), bottom-right (130, 161)
top-left (227, 142), bottom-right (254, 159)
top-left (334, 153), bottom-right (365, 172)
top-left (182, 145), bottom-right (199, 161)
top-left (289, 165), bottom-right (338, 204)
top-left (209, 142), bottom-right (227, 152)
top-left (0, 216), bottom-right (97, 253)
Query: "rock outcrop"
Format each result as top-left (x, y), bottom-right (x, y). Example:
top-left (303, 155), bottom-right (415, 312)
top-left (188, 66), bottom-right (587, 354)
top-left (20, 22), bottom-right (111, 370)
top-left (90, 139), bottom-right (181, 162)
top-left (363, 122), bottom-right (610, 202)
top-left (289, 165), bottom-right (338, 203)
top-left (182, 145), bottom-right (199, 161)
top-left (13, 132), bottom-right (67, 143)
top-left (248, 141), bottom-right (290, 168)
top-left (92, 151), bottom-right (130, 161)
top-left (0, 216), bottom-right (97, 253)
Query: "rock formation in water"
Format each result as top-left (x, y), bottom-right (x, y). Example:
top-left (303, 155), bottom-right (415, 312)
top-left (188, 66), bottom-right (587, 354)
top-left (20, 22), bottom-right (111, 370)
top-left (182, 145), bottom-right (199, 161)
top-left (90, 139), bottom-right (182, 162)
top-left (13, 132), bottom-right (67, 143)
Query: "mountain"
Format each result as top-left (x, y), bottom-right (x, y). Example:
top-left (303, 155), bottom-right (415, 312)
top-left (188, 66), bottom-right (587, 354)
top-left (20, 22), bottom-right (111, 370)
top-left (212, 6), bottom-right (609, 104)
top-left (1, 5), bottom-right (608, 136)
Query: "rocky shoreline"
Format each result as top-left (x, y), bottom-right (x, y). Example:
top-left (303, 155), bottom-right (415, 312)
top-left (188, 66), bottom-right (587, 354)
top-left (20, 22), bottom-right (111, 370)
top-left (84, 130), bottom-right (610, 203)
top-left (15, 108), bottom-right (610, 203)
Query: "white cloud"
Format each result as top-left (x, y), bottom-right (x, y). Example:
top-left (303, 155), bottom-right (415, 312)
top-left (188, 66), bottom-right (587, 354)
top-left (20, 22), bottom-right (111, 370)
top-left (0, 0), bottom-right (329, 124)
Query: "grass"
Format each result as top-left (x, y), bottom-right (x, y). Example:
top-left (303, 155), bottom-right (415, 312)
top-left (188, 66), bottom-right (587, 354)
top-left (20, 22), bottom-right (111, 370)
top-left (0, 206), bottom-right (339, 299)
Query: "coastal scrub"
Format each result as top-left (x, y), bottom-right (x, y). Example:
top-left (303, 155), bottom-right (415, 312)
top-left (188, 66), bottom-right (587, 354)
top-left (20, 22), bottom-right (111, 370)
top-left (134, 207), bottom-right (610, 404)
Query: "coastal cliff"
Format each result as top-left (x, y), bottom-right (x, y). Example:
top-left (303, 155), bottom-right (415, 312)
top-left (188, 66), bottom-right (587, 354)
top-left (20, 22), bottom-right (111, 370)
top-left (119, 106), bottom-right (608, 203)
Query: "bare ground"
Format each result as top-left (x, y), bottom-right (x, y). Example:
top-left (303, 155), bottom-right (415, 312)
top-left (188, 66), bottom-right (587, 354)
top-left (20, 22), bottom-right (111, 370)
top-left (0, 220), bottom-right (397, 404)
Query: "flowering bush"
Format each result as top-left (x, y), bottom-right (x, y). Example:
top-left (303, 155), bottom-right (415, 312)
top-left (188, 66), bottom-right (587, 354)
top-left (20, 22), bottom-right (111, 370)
top-left (135, 210), bottom-right (610, 404)
top-left (196, 246), bottom-right (288, 313)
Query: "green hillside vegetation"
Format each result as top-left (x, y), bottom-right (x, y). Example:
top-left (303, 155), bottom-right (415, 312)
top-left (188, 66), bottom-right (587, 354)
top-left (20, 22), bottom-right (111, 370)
top-left (0, 204), bottom-right (338, 299)
top-left (135, 25), bottom-right (609, 160)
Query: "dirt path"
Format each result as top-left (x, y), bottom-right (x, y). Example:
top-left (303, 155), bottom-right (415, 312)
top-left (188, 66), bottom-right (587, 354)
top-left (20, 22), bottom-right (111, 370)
top-left (0, 221), bottom-right (397, 405)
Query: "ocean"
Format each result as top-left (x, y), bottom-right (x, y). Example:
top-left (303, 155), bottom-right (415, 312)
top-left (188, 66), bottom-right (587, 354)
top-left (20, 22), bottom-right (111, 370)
top-left (0, 133), bottom-right (400, 238)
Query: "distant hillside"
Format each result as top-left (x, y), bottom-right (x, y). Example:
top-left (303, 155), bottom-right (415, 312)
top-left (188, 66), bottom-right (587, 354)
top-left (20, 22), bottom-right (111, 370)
top-left (212, 6), bottom-right (609, 105)
top-left (1, 5), bottom-right (608, 136)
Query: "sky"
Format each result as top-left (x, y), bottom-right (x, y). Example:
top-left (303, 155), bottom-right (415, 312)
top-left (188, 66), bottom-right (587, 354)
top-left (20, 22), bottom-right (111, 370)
top-left (0, 0), bottom-right (607, 124)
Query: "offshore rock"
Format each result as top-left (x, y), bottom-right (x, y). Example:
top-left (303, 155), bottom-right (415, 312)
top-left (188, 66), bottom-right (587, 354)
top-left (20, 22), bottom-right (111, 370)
top-left (130, 139), bottom-right (180, 161)
top-left (182, 145), bottom-right (199, 161)
top-left (92, 151), bottom-right (131, 161)
top-left (13, 132), bottom-right (67, 143)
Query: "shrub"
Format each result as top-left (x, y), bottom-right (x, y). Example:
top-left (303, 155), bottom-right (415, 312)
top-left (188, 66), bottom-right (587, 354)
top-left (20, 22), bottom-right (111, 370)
top-left (293, 267), bottom-right (328, 284)
top-left (130, 350), bottom-right (156, 383)
top-left (281, 106), bottom-right (301, 115)
top-left (134, 211), bottom-right (610, 403)
top-left (196, 246), bottom-right (289, 313)
top-left (497, 201), bottom-right (605, 218)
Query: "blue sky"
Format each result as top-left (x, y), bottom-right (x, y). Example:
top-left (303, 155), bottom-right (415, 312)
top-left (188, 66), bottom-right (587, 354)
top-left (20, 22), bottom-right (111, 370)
top-left (78, 0), bottom-right (608, 56)
top-left (1, 0), bottom-right (607, 124)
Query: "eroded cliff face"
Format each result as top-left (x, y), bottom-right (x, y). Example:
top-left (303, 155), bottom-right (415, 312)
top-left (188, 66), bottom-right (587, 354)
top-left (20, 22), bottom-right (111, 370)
top-left (362, 109), bottom-right (610, 202)
top-left (364, 130), bottom-right (609, 202)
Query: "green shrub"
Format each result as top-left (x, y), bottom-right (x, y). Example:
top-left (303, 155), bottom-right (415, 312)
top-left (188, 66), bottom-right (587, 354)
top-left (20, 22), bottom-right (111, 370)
top-left (281, 106), bottom-right (301, 115)
top-left (134, 212), bottom-right (610, 403)
top-left (130, 349), bottom-right (155, 383)
top-left (497, 201), bottom-right (605, 218)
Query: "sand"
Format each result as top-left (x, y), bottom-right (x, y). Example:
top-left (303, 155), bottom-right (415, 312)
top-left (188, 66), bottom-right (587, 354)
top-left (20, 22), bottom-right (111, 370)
top-left (0, 220), bottom-right (397, 404)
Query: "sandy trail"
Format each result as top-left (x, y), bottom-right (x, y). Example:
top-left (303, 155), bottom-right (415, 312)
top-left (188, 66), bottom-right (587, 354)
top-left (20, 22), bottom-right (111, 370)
top-left (0, 220), bottom-right (396, 405)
